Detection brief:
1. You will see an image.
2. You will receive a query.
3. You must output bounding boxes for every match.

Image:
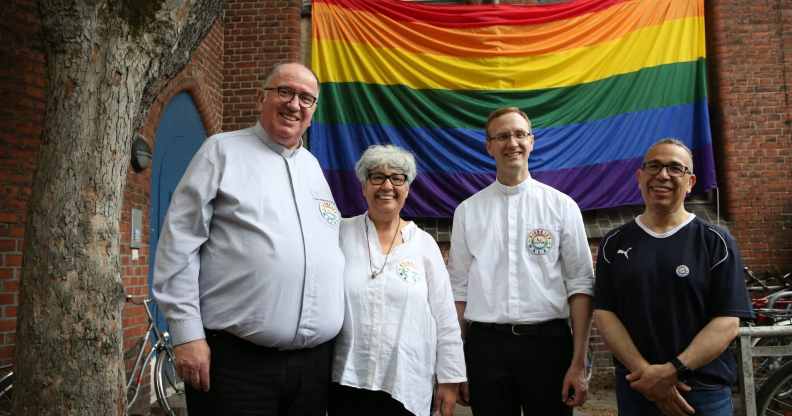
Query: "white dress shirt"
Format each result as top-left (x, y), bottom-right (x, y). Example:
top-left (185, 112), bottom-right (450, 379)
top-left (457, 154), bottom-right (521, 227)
top-left (152, 122), bottom-right (345, 349)
top-left (448, 176), bottom-right (594, 324)
top-left (333, 214), bottom-right (466, 416)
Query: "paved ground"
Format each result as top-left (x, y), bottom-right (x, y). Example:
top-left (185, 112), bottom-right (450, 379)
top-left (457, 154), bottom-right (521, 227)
top-left (451, 387), bottom-right (617, 416)
top-left (153, 386), bottom-right (750, 416)
top-left (150, 388), bottom-right (617, 416)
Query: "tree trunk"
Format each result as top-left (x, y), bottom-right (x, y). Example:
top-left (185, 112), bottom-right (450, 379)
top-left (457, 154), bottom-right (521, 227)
top-left (15, 1), bottom-right (222, 414)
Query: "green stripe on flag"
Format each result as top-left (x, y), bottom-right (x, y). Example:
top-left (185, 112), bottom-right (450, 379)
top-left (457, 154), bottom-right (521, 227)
top-left (315, 59), bottom-right (707, 130)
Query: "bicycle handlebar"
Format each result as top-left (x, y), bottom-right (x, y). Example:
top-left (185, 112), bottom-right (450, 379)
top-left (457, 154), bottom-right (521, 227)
top-left (125, 294), bottom-right (150, 306)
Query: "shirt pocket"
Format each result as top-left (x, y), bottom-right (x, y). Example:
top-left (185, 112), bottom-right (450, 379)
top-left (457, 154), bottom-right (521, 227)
top-left (525, 224), bottom-right (561, 263)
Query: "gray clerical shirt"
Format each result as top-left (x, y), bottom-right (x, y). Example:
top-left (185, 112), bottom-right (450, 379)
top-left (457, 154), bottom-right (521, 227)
top-left (152, 122), bottom-right (345, 350)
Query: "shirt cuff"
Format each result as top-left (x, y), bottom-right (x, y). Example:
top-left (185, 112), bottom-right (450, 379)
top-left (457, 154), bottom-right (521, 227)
top-left (168, 318), bottom-right (206, 346)
top-left (437, 376), bottom-right (467, 384)
top-left (567, 288), bottom-right (594, 298)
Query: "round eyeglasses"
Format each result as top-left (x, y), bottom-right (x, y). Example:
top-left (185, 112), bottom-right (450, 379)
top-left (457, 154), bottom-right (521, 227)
top-left (264, 86), bottom-right (317, 108)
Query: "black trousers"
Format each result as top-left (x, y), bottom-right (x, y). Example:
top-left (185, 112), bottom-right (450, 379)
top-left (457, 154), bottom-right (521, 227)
top-left (465, 320), bottom-right (573, 416)
top-left (327, 383), bottom-right (414, 416)
top-left (185, 330), bottom-right (334, 416)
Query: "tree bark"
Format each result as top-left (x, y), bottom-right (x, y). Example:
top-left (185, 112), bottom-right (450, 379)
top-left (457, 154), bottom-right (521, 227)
top-left (15, 1), bottom-right (222, 414)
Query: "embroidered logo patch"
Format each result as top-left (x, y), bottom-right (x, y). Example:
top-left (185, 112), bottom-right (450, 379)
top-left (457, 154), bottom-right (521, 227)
top-left (318, 200), bottom-right (340, 226)
top-left (397, 259), bottom-right (420, 283)
top-left (527, 228), bottom-right (554, 255)
top-left (676, 265), bottom-right (690, 278)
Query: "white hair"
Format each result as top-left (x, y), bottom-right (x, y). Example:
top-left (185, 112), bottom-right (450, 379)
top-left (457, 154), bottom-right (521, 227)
top-left (354, 145), bottom-right (417, 185)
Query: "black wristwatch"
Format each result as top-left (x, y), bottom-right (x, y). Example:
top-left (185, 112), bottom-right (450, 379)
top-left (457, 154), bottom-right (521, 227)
top-left (669, 357), bottom-right (693, 381)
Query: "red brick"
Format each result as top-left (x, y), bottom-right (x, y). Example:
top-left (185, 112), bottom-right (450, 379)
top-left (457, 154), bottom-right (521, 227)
top-left (0, 346), bottom-right (14, 361)
top-left (0, 240), bottom-right (15, 252)
top-left (0, 213), bottom-right (17, 223)
top-left (0, 294), bottom-right (14, 305)
top-left (2, 255), bottom-right (21, 267)
top-left (0, 320), bottom-right (16, 333)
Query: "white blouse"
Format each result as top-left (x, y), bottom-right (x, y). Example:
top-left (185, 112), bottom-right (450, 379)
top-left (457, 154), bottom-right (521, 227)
top-left (333, 214), bottom-right (466, 416)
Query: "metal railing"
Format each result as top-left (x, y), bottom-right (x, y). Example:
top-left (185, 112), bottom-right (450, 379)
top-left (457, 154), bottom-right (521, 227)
top-left (736, 325), bottom-right (792, 416)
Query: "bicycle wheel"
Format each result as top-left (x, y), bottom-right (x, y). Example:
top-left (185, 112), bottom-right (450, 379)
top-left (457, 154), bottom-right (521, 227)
top-left (154, 347), bottom-right (185, 415)
top-left (0, 367), bottom-right (13, 416)
top-left (753, 331), bottom-right (792, 389)
top-left (757, 359), bottom-right (792, 415)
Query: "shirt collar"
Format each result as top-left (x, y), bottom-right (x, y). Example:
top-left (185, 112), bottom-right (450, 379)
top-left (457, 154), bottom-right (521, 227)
top-left (362, 212), bottom-right (417, 243)
top-left (494, 173), bottom-right (533, 195)
top-left (253, 122), bottom-right (303, 158)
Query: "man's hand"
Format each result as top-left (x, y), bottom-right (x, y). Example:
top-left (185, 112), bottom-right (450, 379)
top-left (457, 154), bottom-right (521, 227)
top-left (626, 363), bottom-right (677, 401)
top-left (561, 362), bottom-right (588, 407)
top-left (456, 382), bottom-right (470, 407)
top-left (655, 384), bottom-right (694, 416)
top-left (628, 364), bottom-right (694, 415)
top-left (174, 339), bottom-right (211, 392)
top-left (433, 383), bottom-right (459, 416)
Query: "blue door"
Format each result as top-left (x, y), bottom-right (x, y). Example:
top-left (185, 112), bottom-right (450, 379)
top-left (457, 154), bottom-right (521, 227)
top-left (149, 92), bottom-right (207, 332)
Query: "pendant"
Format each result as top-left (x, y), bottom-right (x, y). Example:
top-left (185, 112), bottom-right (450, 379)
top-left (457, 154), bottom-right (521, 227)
top-left (371, 271), bottom-right (380, 279)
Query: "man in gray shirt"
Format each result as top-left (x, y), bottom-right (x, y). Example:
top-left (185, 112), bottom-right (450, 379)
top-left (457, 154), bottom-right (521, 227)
top-left (153, 62), bottom-right (345, 415)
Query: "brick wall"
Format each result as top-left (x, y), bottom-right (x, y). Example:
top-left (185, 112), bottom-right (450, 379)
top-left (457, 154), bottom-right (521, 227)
top-left (223, 0), bottom-right (303, 132)
top-left (0, 0), bottom-right (45, 365)
top-left (707, 0), bottom-right (792, 272)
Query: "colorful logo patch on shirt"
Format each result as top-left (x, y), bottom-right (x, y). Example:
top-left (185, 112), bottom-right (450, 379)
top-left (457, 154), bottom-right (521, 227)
top-left (675, 265), bottom-right (690, 278)
top-left (397, 259), bottom-right (420, 283)
top-left (527, 228), bottom-right (554, 255)
top-left (318, 200), bottom-right (340, 226)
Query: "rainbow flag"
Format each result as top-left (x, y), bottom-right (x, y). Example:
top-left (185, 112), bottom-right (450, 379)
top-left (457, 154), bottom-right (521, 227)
top-left (311, 0), bottom-right (714, 218)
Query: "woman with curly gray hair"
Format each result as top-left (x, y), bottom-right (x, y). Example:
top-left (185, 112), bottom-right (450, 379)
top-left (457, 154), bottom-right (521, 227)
top-left (328, 144), bottom-right (466, 416)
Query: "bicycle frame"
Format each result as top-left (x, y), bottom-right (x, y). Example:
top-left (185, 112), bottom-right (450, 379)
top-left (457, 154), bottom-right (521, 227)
top-left (125, 296), bottom-right (178, 414)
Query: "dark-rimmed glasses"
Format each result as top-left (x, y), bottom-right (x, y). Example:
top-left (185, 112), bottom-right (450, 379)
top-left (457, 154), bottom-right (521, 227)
top-left (368, 173), bottom-right (408, 186)
top-left (264, 86), bottom-right (317, 108)
top-left (641, 161), bottom-right (691, 177)
top-left (488, 129), bottom-right (533, 142)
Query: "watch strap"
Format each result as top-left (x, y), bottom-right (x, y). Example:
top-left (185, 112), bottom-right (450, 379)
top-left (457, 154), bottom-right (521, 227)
top-left (669, 356), bottom-right (692, 380)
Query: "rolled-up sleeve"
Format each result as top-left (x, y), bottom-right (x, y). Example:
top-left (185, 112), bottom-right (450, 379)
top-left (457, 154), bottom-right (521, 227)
top-left (152, 147), bottom-right (219, 346)
top-left (447, 203), bottom-right (472, 302)
top-left (560, 199), bottom-right (594, 297)
top-left (424, 236), bottom-right (467, 383)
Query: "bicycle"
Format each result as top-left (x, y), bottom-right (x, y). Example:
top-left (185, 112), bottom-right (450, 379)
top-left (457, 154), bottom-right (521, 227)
top-left (756, 358), bottom-right (792, 415)
top-left (0, 295), bottom-right (184, 415)
top-left (0, 364), bottom-right (12, 415)
top-left (745, 267), bottom-right (792, 388)
top-left (125, 294), bottom-right (185, 415)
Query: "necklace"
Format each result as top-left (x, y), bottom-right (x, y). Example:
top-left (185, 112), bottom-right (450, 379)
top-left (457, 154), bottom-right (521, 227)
top-left (364, 215), bottom-right (401, 279)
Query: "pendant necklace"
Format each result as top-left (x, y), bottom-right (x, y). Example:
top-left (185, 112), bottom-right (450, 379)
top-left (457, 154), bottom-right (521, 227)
top-left (364, 215), bottom-right (401, 279)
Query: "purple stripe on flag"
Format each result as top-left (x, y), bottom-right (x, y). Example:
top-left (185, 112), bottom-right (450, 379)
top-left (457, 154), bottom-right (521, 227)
top-left (325, 144), bottom-right (717, 218)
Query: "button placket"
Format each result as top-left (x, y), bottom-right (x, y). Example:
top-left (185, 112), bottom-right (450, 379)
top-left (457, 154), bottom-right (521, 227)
top-left (507, 195), bottom-right (520, 316)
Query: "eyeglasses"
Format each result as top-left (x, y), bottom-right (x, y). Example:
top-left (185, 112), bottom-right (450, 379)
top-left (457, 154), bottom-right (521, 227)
top-left (264, 86), bottom-right (317, 108)
top-left (368, 173), bottom-right (408, 186)
top-left (488, 129), bottom-right (533, 142)
top-left (641, 161), bottom-right (691, 177)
